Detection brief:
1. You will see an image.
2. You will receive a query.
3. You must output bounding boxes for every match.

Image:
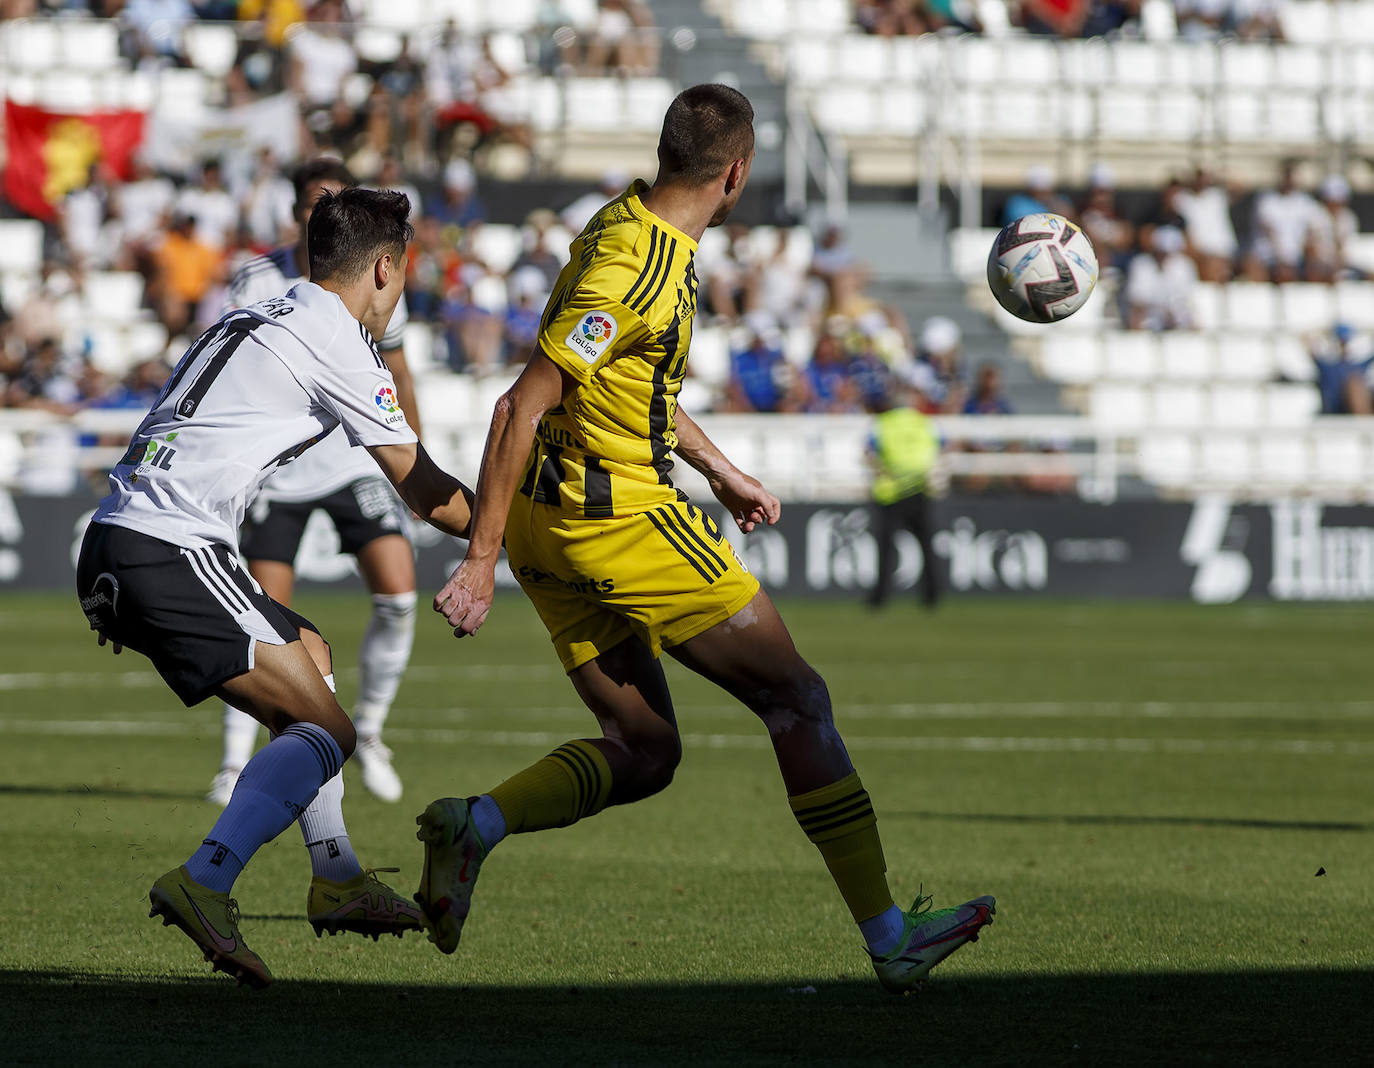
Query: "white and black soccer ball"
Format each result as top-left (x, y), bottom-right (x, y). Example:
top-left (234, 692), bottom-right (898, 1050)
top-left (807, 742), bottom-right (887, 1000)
top-left (986, 213), bottom-right (1099, 323)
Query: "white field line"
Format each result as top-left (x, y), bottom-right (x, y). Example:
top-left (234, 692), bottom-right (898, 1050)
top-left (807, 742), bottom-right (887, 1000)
top-left (0, 718), bottom-right (1371, 756)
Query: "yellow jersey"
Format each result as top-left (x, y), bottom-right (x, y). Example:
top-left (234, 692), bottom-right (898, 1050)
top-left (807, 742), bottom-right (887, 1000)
top-left (522, 179), bottom-right (699, 518)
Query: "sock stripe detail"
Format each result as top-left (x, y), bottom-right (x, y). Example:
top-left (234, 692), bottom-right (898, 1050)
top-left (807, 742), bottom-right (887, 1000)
top-left (280, 723), bottom-right (341, 781)
top-left (546, 742), bottom-right (601, 819)
top-left (793, 788), bottom-right (869, 822)
top-left (557, 743), bottom-right (605, 819)
top-left (801, 804), bottom-right (877, 840)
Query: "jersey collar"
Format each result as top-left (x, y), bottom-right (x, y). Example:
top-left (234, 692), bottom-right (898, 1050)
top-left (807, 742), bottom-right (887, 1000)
top-left (623, 180), bottom-right (699, 253)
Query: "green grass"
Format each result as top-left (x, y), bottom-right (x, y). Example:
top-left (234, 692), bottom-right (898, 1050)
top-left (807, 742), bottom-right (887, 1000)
top-left (2, 592), bottom-right (1370, 1064)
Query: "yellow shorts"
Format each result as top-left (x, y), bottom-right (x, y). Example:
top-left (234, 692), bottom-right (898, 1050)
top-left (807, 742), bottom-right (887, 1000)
top-left (504, 492), bottom-right (760, 673)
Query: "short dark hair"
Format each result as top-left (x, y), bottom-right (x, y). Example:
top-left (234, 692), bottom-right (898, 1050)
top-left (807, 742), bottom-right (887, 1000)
top-left (292, 157), bottom-right (357, 206)
top-left (308, 188), bottom-right (413, 282)
top-left (657, 84), bottom-right (755, 185)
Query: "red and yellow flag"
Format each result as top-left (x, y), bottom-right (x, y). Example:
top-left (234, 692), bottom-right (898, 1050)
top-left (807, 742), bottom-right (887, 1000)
top-left (3, 101), bottom-right (145, 221)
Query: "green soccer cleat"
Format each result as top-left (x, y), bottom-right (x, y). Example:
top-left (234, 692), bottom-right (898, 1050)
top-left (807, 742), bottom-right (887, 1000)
top-left (413, 797), bottom-right (486, 954)
top-left (869, 891), bottom-right (996, 994)
top-left (148, 865), bottom-right (272, 989)
top-left (307, 867), bottom-right (424, 940)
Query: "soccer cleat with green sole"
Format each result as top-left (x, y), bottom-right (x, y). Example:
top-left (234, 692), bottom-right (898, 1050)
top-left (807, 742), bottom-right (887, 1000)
top-left (148, 865), bottom-right (272, 988)
top-left (413, 797), bottom-right (486, 954)
top-left (307, 867), bottom-right (423, 940)
top-left (870, 891), bottom-right (996, 993)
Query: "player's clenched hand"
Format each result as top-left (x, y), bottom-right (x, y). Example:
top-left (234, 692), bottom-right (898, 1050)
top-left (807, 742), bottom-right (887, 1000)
top-left (708, 469), bottom-right (781, 533)
top-left (434, 558), bottom-right (495, 638)
top-left (95, 631), bottom-right (122, 655)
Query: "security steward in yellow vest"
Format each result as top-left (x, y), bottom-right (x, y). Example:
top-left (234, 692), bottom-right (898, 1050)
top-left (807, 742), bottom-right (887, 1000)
top-left (867, 391), bottom-right (940, 608)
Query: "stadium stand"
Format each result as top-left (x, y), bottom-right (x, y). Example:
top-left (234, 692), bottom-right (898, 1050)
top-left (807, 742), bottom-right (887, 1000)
top-left (2, 1), bottom-right (1374, 504)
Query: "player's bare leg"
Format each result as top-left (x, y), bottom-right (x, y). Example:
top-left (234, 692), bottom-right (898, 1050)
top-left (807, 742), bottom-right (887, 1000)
top-left (353, 533), bottom-right (417, 801)
top-left (415, 635), bottom-right (682, 952)
top-left (210, 558), bottom-right (296, 803)
top-left (669, 588), bottom-right (994, 991)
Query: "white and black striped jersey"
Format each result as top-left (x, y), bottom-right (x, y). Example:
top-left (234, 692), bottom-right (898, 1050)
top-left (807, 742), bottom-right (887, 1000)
top-left (93, 282), bottom-right (417, 551)
top-left (226, 247), bottom-right (411, 502)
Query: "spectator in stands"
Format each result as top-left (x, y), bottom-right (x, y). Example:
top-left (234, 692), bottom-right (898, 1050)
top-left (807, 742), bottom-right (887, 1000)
top-left (61, 164), bottom-right (113, 272)
top-left (289, 0), bottom-right (359, 153)
top-left (174, 159), bottom-right (239, 252)
top-left (964, 362), bottom-right (1013, 415)
top-left (239, 148), bottom-right (296, 249)
top-left (1174, 167), bottom-right (1238, 283)
top-left (753, 227), bottom-right (814, 330)
top-left (1228, 0), bottom-right (1286, 41)
top-left (726, 313), bottom-right (799, 414)
top-left (581, 0), bottom-right (658, 76)
top-left (89, 357), bottom-right (171, 413)
top-left (913, 315), bottom-right (966, 413)
top-left (705, 223), bottom-right (756, 324)
top-left (372, 156), bottom-right (423, 225)
top-left (855, 0), bottom-right (933, 35)
top-left (4, 337), bottom-right (83, 413)
top-left (1242, 160), bottom-right (1318, 284)
top-left (1307, 175), bottom-right (1362, 284)
top-left (503, 266), bottom-right (547, 365)
top-left (1175, 0), bottom-right (1228, 39)
top-left (1124, 224), bottom-right (1197, 331)
top-left (1311, 322), bottom-right (1374, 415)
top-left (801, 330), bottom-right (863, 414)
top-left (1017, 0), bottom-right (1141, 38)
top-left (561, 169), bottom-right (630, 236)
top-left (429, 158), bottom-right (487, 235)
top-left (440, 264), bottom-right (504, 375)
top-left (113, 156), bottom-right (177, 274)
top-left (122, 0), bottom-right (195, 65)
top-left (424, 20), bottom-right (532, 165)
top-left (512, 208), bottom-right (567, 292)
top-left (1078, 164), bottom-right (1134, 276)
top-left (1001, 164), bottom-right (1075, 228)
top-left (406, 214), bottom-right (462, 322)
top-left (150, 211), bottom-right (221, 336)
top-left (810, 224), bottom-right (875, 321)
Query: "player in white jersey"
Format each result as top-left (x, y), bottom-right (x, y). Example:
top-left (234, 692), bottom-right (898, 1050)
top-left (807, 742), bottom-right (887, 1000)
top-left (209, 159), bottom-right (420, 806)
top-left (76, 188), bottom-right (474, 987)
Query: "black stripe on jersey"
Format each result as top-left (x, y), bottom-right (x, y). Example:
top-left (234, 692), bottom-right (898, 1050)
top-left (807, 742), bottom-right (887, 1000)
top-left (176, 326), bottom-right (254, 420)
top-left (622, 226), bottom-right (660, 309)
top-left (628, 229), bottom-right (670, 314)
top-left (645, 509), bottom-right (717, 583)
top-left (358, 321), bottom-right (384, 368)
top-left (583, 455), bottom-right (614, 518)
top-left (518, 455), bottom-right (539, 499)
top-left (659, 506), bottom-right (726, 575)
top-left (639, 237), bottom-right (678, 313)
top-left (532, 446), bottom-right (565, 507)
top-left (647, 336), bottom-right (674, 486)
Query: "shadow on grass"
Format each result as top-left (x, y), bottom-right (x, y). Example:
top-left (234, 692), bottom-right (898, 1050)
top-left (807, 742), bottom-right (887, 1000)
top-left (2, 967), bottom-right (1364, 1065)
top-left (0, 782), bottom-right (204, 803)
top-left (891, 809), bottom-right (1374, 833)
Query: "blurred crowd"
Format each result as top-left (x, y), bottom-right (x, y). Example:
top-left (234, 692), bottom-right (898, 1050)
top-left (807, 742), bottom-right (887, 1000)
top-left (0, 1), bottom-right (660, 177)
top-left (854, 0), bottom-right (1287, 40)
top-left (1000, 158), bottom-right (1368, 334)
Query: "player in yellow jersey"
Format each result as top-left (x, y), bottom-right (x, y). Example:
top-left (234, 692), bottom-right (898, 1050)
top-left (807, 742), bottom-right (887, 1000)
top-left (413, 84), bottom-right (995, 992)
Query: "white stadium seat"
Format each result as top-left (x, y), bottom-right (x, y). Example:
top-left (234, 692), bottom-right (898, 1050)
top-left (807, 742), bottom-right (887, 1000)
top-left (1224, 283), bottom-right (1279, 332)
top-left (1266, 383), bottom-right (1321, 427)
top-left (1214, 334), bottom-right (1273, 381)
top-left (1198, 433), bottom-right (1253, 483)
top-left (83, 273), bottom-right (146, 323)
top-left (59, 19), bottom-right (120, 69)
top-left (835, 34), bottom-right (890, 83)
top-left (1256, 435), bottom-right (1309, 484)
top-left (1279, 284), bottom-right (1334, 332)
top-left (0, 219), bottom-right (44, 274)
top-left (2, 19), bottom-right (58, 72)
top-left (1101, 331), bottom-right (1159, 380)
top-left (1312, 432), bottom-right (1366, 483)
top-left (1209, 383), bottom-right (1264, 428)
top-left (1152, 382), bottom-right (1206, 427)
top-left (1158, 331), bottom-right (1214, 380)
top-left (183, 24), bottom-right (239, 78)
top-left (1091, 382), bottom-right (1150, 428)
top-left (469, 224), bottom-right (523, 275)
top-left (1040, 334), bottom-right (1101, 384)
top-left (1137, 432), bottom-right (1196, 487)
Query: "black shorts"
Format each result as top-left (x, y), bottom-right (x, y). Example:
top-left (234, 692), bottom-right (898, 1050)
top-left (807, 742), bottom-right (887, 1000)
top-left (76, 522), bottom-right (320, 707)
top-left (240, 477), bottom-right (409, 565)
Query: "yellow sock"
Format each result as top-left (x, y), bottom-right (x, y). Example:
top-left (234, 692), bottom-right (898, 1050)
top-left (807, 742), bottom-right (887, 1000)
top-left (789, 772), bottom-right (895, 923)
top-left (488, 740), bottom-right (613, 834)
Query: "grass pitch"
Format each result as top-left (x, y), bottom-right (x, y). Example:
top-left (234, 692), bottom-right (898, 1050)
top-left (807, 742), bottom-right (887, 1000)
top-left (2, 591), bottom-right (1370, 1064)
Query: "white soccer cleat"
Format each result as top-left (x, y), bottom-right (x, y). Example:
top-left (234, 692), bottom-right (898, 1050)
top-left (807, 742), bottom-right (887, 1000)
top-left (356, 735), bottom-right (403, 802)
top-left (205, 767), bottom-right (240, 807)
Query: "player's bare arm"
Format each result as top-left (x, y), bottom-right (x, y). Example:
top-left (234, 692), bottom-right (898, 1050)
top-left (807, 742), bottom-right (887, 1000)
top-left (673, 407), bottom-right (781, 533)
top-left (367, 440), bottom-right (473, 538)
top-left (434, 347), bottom-right (573, 637)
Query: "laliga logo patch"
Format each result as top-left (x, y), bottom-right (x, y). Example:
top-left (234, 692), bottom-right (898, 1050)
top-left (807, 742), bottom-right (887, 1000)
top-left (566, 311), bottom-right (618, 364)
top-left (373, 382), bottom-right (406, 425)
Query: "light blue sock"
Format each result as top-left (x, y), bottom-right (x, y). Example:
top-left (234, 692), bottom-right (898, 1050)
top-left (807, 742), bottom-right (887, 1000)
top-left (859, 904), bottom-right (906, 956)
top-left (186, 722), bottom-right (343, 893)
top-left (470, 794), bottom-right (507, 853)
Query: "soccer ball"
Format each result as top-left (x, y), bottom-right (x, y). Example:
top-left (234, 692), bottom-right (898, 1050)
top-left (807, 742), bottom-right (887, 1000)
top-left (986, 213), bottom-right (1099, 323)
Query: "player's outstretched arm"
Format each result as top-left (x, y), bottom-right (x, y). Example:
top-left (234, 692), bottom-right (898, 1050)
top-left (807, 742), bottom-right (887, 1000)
top-left (673, 408), bottom-right (781, 533)
top-left (367, 440), bottom-right (474, 539)
top-left (434, 348), bottom-right (571, 637)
